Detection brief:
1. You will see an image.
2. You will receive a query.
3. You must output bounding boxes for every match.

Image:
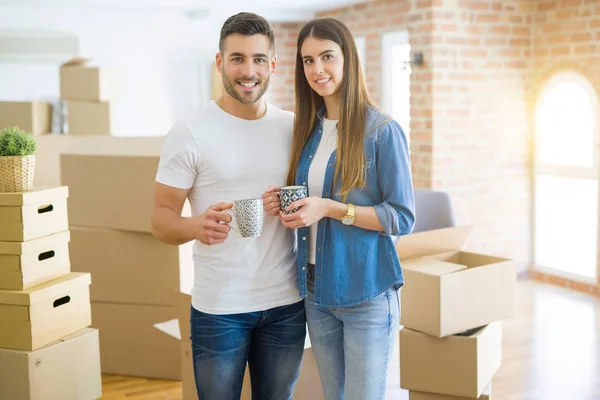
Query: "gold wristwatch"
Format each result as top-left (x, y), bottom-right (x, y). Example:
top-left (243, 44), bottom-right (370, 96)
top-left (341, 203), bottom-right (356, 226)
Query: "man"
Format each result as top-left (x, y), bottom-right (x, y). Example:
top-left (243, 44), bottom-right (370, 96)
top-left (151, 12), bottom-right (305, 400)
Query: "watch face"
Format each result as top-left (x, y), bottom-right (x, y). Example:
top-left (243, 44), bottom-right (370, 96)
top-left (342, 217), bottom-right (354, 225)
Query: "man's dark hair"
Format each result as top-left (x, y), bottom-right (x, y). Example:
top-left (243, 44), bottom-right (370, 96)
top-left (219, 12), bottom-right (275, 54)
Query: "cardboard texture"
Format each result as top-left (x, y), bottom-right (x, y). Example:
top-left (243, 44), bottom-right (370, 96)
top-left (66, 100), bottom-right (112, 135)
top-left (0, 272), bottom-right (92, 351)
top-left (400, 322), bottom-right (502, 398)
top-left (0, 328), bottom-right (102, 400)
top-left (60, 136), bottom-right (190, 232)
top-left (409, 384), bottom-right (491, 400)
top-left (70, 226), bottom-right (193, 305)
top-left (60, 57), bottom-right (115, 101)
top-left (396, 226), bottom-right (516, 338)
top-left (91, 302), bottom-right (181, 380)
top-left (159, 293), bottom-right (324, 400)
top-left (0, 186), bottom-right (69, 242)
top-left (34, 134), bottom-right (79, 187)
top-left (0, 231), bottom-right (71, 290)
top-left (0, 101), bottom-right (51, 135)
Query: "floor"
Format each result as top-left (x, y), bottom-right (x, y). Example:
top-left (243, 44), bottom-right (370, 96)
top-left (100, 280), bottom-right (600, 400)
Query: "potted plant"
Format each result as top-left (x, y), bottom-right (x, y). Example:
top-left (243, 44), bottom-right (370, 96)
top-left (0, 126), bottom-right (37, 192)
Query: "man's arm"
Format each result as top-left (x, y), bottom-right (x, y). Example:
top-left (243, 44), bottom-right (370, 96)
top-left (151, 182), bottom-right (232, 246)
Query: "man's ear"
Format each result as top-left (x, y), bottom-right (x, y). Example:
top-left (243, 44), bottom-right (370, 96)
top-left (216, 52), bottom-right (223, 73)
top-left (271, 54), bottom-right (277, 74)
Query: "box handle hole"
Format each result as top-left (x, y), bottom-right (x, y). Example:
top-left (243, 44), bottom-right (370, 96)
top-left (53, 296), bottom-right (70, 308)
top-left (38, 251), bottom-right (55, 261)
top-left (38, 204), bottom-right (54, 214)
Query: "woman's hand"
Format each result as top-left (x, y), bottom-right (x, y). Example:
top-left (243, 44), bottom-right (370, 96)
top-left (262, 185), bottom-right (281, 216)
top-left (280, 196), bottom-right (330, 229)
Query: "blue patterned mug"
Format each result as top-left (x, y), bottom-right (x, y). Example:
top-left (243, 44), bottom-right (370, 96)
top-left (225, 198), bottom-right (264, 238)
top-left (279, 186), bottom-right (307, 215)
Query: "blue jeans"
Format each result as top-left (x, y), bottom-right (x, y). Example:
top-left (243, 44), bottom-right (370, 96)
top-left (190, 301), bottom-right (306, 400)
top-left (305, 265), bottom-right (399, 400)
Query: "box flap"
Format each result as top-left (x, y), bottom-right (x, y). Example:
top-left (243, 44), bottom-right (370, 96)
top-left (60, 57), bottom-right (93, 68)
top-left (0, 231), bottom-right (70, 255)
top-left (0, 272), bottom-right (91, 305)
top-left (403, 259), bottom-right (467, 276)
top-left (0, 186), bottom-right (69, 206)
top-left (396, 225), bottom-right (473, 260)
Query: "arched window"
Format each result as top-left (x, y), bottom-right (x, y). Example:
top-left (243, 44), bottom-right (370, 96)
top-left (534, 72), bottom-right (599, 281)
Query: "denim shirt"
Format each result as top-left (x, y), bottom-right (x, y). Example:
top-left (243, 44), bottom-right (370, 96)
top-left (295, 106), bottom-right (415, 307)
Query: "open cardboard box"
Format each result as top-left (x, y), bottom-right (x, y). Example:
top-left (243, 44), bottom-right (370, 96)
top-left (396, 226), bottom-right (516, 338)
top-left (155, 292), bottom-right (323, 400)
top-left (400, 322), bottom-right (502, 398)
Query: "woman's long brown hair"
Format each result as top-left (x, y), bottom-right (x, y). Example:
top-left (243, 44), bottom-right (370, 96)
top-left (286, 18), bottom-right (375, 202)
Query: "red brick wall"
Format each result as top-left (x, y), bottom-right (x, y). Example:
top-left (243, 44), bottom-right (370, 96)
top-left (269, 22), bottom-right (304, 111)
top-left (531, 0), bottom-right (600, 294)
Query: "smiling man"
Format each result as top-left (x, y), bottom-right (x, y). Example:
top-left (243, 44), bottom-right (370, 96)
top-left (151, 12), bottom-right (305, 400)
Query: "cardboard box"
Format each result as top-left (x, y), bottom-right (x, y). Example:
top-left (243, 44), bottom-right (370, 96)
top-left (400, 322), bottom-right (502, 398)
top-left (0, 328), bottom-right (102, 400)
top-left (0, 186), bottom-right (69, 242)
top-left (0, 101), bottom-right (51, 135)
top-left (0, 231), bottom-right (71, 290)
top-left (91, 301), bottom-right (181, 380)
top-left (158, 293), bottom-right (324, 400)
top-left (60, 57), bottom-right (115, 101)
top-left (70, 226), bottom-right (193, 305)
top-left (60, 136), bottom-right (190, 232)
top-left (409, 383), bottom-right (491, 400)
top-left (396, 226), bottom-right (516, 338)
top-left (66, 100), bottom-right (112, 135)
top-left (34, 134), bottom-right (78, 187)
top-left (0, 272), bottom-right (92, 350)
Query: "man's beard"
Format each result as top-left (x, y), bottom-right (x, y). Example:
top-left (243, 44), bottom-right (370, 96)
top-left (222, 73), bottom-right (270, 105)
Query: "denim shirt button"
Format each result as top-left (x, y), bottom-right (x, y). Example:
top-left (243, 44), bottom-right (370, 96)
top-left (318, 248), bottom-right (322, 252)
top-left (302, 236), bottom-right (306, 241)
top-left (309, 155), bottom-right (313, 159)
top-left (302, 182), bottom-right (306, 185)
top-left (302, 266), bottom-right (306, 270)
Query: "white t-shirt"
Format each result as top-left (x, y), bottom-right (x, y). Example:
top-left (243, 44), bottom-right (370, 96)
top-left (308, 118), bottom-right (338, 265)
top-left (156, 101), bottom-right (301, 315)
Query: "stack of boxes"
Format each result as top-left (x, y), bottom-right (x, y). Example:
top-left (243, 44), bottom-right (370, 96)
top-left (60, 57), bottom-right (115, 135)
top-left (60, 136), bottom-right (194, 380)
top-left (0, 186), bottom-right (101, 400)
top-left (396, 225), bottom-right (517, 399)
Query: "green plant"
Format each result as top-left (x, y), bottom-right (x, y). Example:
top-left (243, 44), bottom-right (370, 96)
top-left (0, 126), bottom-right (37, 157)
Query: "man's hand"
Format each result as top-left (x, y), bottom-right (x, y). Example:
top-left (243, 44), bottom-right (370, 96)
top-left (194, 202), bottom-right (233, 245)
top-left (262, 185), bottom-right (281, 216)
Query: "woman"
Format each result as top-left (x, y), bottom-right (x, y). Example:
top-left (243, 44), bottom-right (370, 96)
top-left (263, 18), bottom-right (415, 400)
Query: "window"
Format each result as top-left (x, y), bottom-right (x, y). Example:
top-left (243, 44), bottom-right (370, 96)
top-left (534, 72), bottom-right (599, 281)
top-left (354, 36), bottom-right (366, 77)
top-left (381, 31), bottom-right (411, 139)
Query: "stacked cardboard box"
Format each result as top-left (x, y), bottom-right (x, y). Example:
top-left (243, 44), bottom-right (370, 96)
top-left (395, 226), bottom-right (517, 399)
top-left (60, 136), bottom-right (194, 380)
top-left (0, 101), bottom-right (52, 135)
top-left (0, 186), bottom-right (101, 400)
top-left (60, 58), bottom-right (116, 135)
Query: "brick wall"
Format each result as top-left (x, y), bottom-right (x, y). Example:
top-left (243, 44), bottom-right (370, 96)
top-left (269, 22), bottom-right (304, 111)
top-left (530, 0), bottom-right (600, 295)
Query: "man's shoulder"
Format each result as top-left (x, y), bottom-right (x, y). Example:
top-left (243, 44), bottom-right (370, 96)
top-left (266, 103), bottom-right (294, 122)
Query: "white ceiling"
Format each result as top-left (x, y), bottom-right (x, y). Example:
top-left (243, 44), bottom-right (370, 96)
top-left (0, 0), bottom-right (368, 21)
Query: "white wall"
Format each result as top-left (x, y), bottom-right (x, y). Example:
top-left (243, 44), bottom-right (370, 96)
top-left (0, 5), bottom-right (221, 136)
